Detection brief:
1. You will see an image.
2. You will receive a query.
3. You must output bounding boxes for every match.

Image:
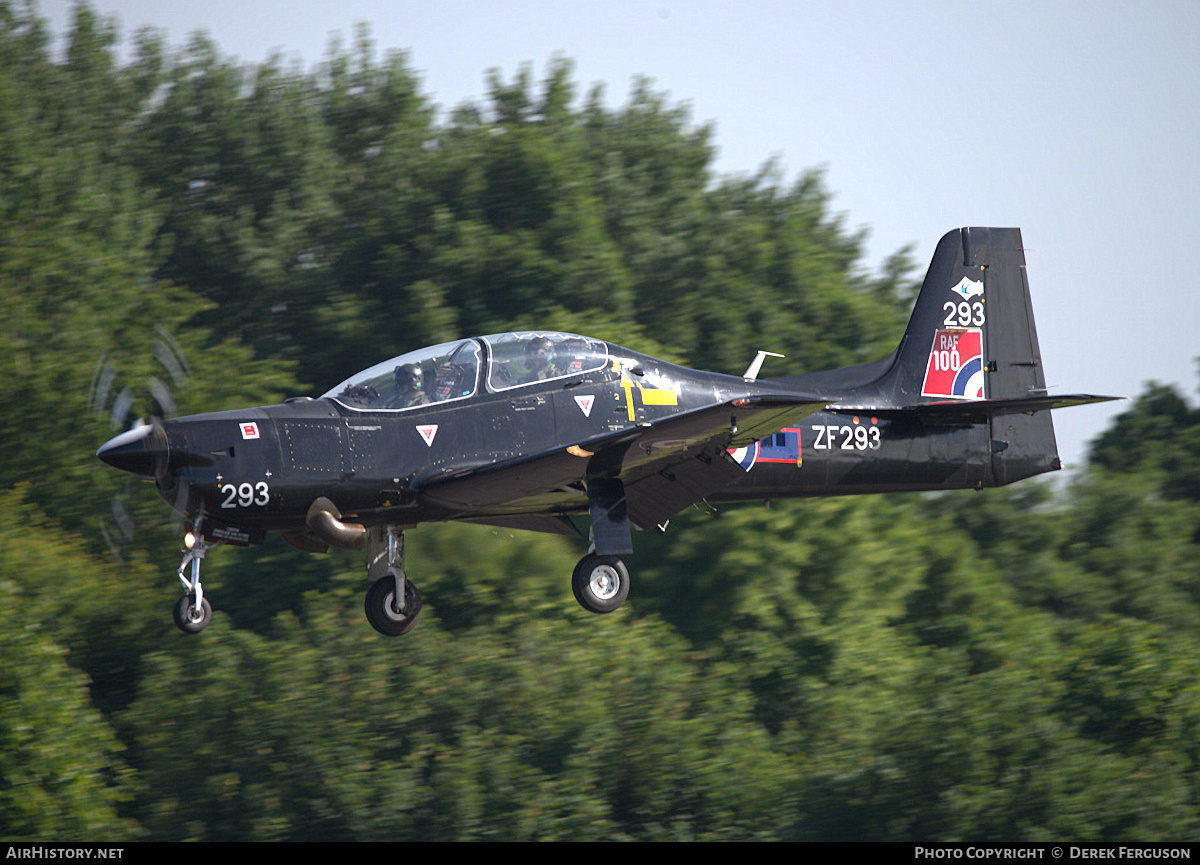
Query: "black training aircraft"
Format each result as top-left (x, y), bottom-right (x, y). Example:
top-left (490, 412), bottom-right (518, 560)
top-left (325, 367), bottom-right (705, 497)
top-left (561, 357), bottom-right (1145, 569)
top-left (98, 227), bottom-right (1117, 636)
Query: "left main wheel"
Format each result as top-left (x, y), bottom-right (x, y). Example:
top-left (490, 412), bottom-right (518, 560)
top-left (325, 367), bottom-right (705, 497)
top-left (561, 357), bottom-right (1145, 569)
top-left (365, 576), bottom-right (422, 636)
top-left (173, 594), bottom-right (212, 634)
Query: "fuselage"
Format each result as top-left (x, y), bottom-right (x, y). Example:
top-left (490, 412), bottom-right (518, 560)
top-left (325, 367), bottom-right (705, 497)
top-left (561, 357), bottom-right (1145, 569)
top-left (135, 336), bottom-right (785, 541)
top-left (95, 329), bottom-right (1027, 548)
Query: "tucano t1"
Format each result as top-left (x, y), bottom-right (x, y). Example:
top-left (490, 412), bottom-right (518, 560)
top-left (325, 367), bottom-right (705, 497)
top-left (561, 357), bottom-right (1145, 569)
top-left (98, 228), bottom-right (1118, 635)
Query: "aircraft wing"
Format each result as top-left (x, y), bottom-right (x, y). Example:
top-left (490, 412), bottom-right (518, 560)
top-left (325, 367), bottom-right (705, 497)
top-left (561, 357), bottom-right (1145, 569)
top-left (414, 395), bottom-right (827, 531)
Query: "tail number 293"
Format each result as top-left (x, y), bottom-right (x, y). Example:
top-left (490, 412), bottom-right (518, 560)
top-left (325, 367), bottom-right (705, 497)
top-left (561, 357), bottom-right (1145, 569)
top-left (944, 300), bottom-right (985, 327)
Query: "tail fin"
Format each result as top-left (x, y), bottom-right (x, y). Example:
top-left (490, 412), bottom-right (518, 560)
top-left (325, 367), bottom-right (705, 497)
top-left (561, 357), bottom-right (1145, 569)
top-left (834, 227), bottom-right (1117, 483)
top-left (874, 227), bottom-right (1038, 404)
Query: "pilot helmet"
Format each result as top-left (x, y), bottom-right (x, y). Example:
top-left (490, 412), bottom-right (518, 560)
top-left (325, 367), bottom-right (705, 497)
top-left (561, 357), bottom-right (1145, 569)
top-left (525, 336), bottom-right (554, 365)
top-left (394, 363), bottom-right (423, 389)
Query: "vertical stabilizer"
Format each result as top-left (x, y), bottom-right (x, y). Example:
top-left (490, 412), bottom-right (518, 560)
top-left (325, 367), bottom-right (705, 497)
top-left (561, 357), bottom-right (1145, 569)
top-left (862, 227), bottom-right (1061, 483)
top-left (871, 228), bottom-right (1047, 403)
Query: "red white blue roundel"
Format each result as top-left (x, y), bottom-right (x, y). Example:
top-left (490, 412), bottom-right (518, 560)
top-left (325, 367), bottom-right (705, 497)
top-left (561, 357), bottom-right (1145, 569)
top-left (922, 328), bottom-right (985, 400)
top-left (727, 441), bottom-right (759, 472)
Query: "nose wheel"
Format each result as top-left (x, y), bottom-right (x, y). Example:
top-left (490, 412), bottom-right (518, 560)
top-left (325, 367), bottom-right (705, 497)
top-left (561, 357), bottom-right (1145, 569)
top-left (173, 593), bottom-right (212, 634)
top-left (572, 555), bottom-right (630, 613)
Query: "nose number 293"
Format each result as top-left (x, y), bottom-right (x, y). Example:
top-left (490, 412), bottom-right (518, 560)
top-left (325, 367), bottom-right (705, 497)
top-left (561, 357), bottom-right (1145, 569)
top-left (220, 481), bottom-right (270, 508)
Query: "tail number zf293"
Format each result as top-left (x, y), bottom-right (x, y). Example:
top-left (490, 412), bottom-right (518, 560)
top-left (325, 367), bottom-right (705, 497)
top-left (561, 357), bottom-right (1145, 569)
top-left (811, 422), bottom-right (881, 451)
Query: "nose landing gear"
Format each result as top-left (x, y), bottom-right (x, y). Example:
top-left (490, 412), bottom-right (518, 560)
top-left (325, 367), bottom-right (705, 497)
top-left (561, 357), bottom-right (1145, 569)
top-left (172, 520), bottom-right (220, 634)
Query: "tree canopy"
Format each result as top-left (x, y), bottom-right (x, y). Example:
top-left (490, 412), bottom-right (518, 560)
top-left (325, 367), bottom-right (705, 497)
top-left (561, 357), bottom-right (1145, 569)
top-left (1, 3), bottom-right (1196, 841)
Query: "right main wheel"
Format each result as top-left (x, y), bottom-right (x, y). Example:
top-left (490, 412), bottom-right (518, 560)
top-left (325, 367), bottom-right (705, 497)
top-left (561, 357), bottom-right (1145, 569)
top-left (572, 555), bottom-right (630, 613)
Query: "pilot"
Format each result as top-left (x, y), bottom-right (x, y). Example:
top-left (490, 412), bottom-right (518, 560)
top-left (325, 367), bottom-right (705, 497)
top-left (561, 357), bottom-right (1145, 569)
top-left (392, 363), bottom-right (429, 407)
top-left (523, 336), bottom-right (560, 382)
top-left (560, 336), bottom-right (592, 374)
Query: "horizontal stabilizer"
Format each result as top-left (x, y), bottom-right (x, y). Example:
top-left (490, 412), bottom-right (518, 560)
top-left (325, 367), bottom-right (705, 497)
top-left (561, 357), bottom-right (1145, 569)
top-left (829, 394), bottom-right (1121, 426)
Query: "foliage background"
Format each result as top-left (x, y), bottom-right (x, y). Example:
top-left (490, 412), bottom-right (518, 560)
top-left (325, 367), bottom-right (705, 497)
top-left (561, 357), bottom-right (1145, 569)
top-left (2, 3), bottom-right (1198, 841)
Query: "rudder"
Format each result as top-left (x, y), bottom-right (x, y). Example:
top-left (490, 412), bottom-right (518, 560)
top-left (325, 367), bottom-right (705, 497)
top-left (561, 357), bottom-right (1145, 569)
top-left (960, 228), bottom-right (1061, 483)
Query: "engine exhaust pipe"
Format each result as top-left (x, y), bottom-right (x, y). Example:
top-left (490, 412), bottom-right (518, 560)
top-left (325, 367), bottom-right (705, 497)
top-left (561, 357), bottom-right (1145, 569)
top-left (306, 497), bottom-right (366, 550)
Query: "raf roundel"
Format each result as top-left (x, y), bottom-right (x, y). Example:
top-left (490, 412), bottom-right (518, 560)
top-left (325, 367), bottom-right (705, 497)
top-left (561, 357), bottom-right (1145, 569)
top-left (727, 442), bottom-right (759, 472)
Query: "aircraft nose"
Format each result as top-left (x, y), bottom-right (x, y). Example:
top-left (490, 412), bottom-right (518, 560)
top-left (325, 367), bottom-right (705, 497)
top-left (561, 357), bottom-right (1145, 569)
top-left (96, 424), bottom-right (168, 477)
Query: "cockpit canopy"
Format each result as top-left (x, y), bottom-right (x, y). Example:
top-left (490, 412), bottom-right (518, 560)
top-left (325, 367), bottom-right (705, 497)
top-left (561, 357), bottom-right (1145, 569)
top-left (322, 332), bottom-right (610, 411)
top-left (482, 332), bottom-right (608, 391)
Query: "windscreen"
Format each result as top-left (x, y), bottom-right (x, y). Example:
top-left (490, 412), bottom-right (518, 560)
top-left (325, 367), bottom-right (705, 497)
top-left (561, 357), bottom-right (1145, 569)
top-left (322, 339), bottom-right (481, 411)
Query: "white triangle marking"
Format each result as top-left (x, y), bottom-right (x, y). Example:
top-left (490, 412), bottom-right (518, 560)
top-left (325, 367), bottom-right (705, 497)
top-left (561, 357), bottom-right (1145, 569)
top-left (574, 395), bottom-right (595, 417)
top-left (416, 424), bottom-right (439, 446)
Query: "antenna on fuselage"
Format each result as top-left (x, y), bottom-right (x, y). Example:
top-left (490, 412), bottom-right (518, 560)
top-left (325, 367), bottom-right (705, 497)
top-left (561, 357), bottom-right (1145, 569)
top-left (742, 351), bottom-right (784, 382)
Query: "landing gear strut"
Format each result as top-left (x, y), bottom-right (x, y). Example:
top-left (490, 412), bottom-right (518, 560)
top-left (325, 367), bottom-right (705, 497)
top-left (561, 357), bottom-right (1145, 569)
top-left (364, 526), bottom-right (422, 636)
top-left (173, 519), bottom-right (219, 634)
top-left (573, 478), bottom-right (633, 614)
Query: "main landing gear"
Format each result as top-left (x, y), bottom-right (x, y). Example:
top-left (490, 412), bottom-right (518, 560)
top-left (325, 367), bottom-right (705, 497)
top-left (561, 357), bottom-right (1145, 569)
top-left (302, 500), bottom-right (422, 636)
top-left (571, 477), bottom-right (633, 614)
top-left (173, 519), bottom-right (219, 634)
top-left (572, 554), bottom-right (630, 613)
top-left (363, 526), bottom-right (422, 636)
